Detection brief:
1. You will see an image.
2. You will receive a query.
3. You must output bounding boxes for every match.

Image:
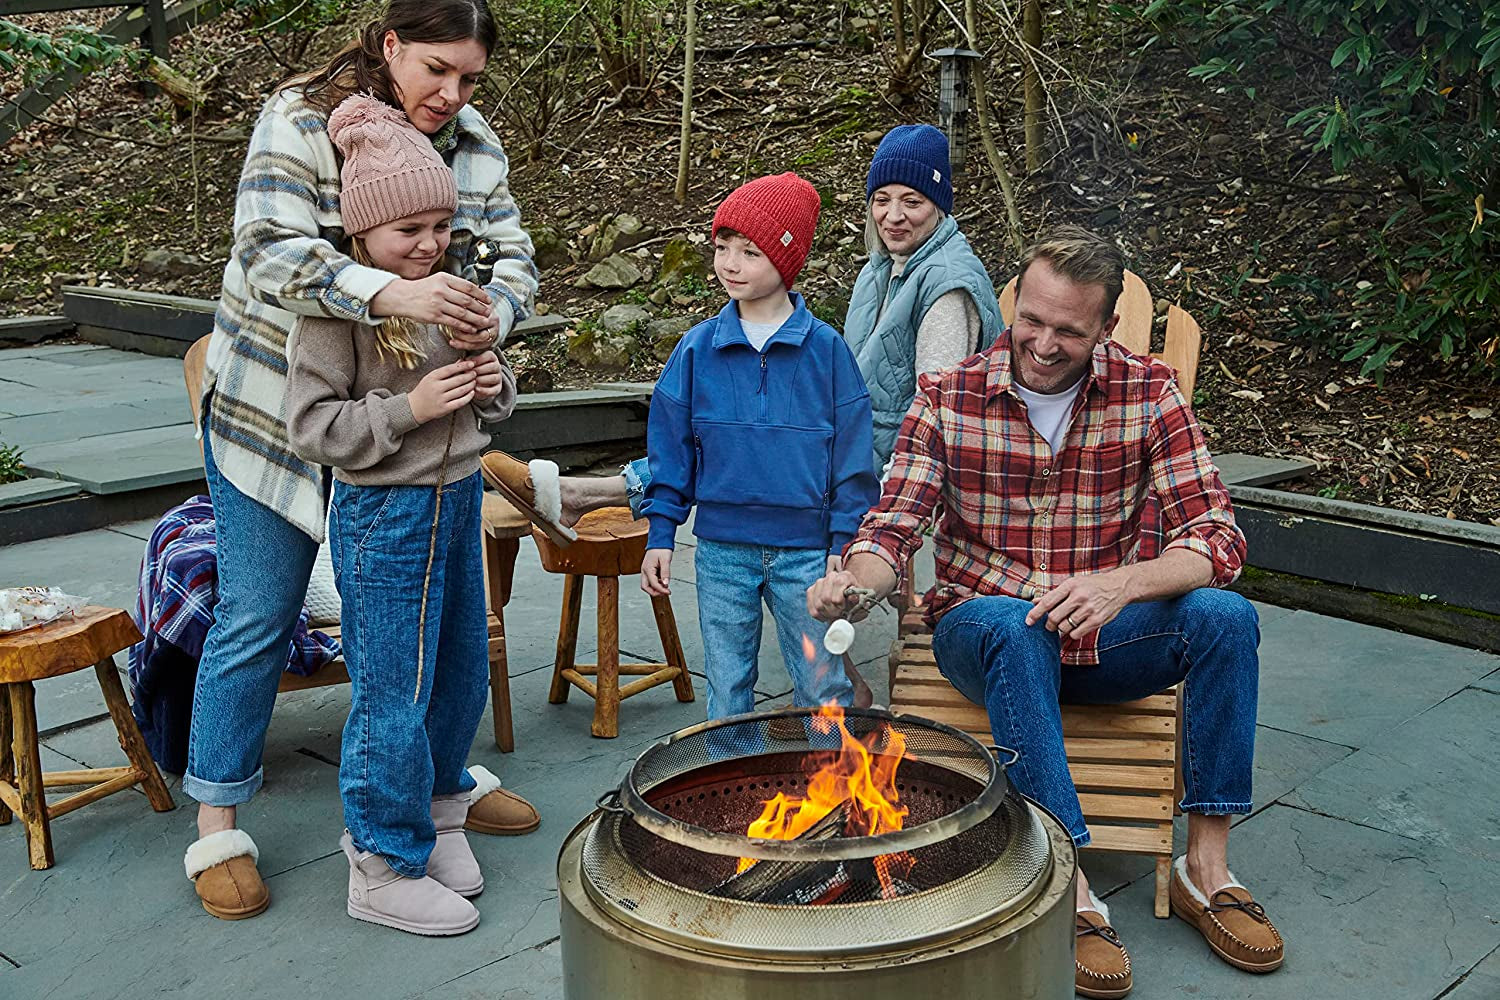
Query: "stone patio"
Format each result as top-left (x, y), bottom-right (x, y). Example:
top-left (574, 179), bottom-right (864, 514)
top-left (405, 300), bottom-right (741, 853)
top-left (2, 499), bottom-right (1498, 998)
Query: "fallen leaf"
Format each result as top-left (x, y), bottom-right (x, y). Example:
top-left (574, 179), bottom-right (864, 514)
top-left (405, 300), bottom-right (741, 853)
top-left (1230, 389), bottom-right (1265, 402)
top-left (1467, 407), bottom-right (1492, 420)
top-left (1324, 382), bottom-right (1340, 395)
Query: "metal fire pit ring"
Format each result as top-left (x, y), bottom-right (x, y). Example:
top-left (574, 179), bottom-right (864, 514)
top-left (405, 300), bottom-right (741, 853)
top-left (605, 706), bottom-right (1017, 862)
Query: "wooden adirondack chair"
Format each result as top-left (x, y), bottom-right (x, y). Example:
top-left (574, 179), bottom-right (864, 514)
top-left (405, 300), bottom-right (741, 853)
top-left (181, 336), bottom-right (526, 751)
top-left (888, 269), bottom-right (1202, 918)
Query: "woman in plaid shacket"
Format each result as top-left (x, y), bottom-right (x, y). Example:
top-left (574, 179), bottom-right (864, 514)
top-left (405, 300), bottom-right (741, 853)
top-left (183, 0), bottom-right (539, 921)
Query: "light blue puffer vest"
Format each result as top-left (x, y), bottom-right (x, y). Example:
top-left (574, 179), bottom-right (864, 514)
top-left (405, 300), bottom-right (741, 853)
top-left (843, 215), bottom-right (1003, 468)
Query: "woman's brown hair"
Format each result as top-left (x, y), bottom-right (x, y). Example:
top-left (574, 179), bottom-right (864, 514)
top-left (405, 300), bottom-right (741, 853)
top-left (288, 0), bottom-right (499, 115)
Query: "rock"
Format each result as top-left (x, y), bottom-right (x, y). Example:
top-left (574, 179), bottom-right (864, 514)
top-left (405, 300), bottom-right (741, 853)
top-left (599, 303), bottom-right (653, 335)
top-left (516, 368), bottom-right (554, 393)
top-left (1145, 225), bottom-right (1160, 245)
top-left (762, 15), bottom-right (783, 26)
top-left (862, 129), bottom-right (885, 144)
top-left (1091, 206), bottom-right (1122, 226)
top-left (646, 316), bottom-right (695, 342)
top-left (1319, 218), bottom-right (1347, 237)
top-left (648, 287), bottom-right (670, 306)
top-left (656, 238), bottom-right (708, 289)
top-left (529, 224), bottom-right (571, 271)
top-left (566, 328), bottom-right (637, 372)
top-left (1206, 134), bottom-right (1233, 148)
top-left (138, 249), bottom-right (206, 277)
top-left (789, 21), bottom-right (808, 38)
top-left (805, 258), bottom-right (830, 272)
top-left (587, 213), bottom-right (655, 262)
top-left (581, 254), bottom-right (643, 290)
top-left (653, 332), bottom-right (687, 362)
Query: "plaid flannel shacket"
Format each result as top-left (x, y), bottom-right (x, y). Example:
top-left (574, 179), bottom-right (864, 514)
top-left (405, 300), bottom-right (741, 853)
top-left (845, 330), bottom-right (1247, 666)
top-left (202, 89), bottom-right (539, 540)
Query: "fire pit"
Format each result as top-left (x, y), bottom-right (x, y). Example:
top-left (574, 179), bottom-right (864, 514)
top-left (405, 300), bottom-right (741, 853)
top-left (558, 707), bottom-right (1077, 998)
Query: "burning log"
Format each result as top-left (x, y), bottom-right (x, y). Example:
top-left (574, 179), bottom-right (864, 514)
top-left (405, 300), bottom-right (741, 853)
top-left (712, 804), bottom-right (849, 903)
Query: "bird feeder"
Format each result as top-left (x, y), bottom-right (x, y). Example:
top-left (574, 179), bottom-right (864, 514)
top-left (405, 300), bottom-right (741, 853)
top-left (931, 48), bottom-right (983, 174)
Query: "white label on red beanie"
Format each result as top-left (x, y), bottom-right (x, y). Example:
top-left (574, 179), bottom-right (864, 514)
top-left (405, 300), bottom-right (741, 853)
top-left (781, 230), bottom-right (794, 246)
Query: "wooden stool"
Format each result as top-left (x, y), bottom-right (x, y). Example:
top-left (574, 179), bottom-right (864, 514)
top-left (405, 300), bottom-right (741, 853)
top-left (0, 607), bottom-right (175, 870)
top-left (531, 507), bottom-right (695, 738)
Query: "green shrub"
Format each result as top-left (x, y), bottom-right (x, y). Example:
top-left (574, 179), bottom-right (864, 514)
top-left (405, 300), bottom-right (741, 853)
top-left (1136, 0), bottom-right (1500, 375)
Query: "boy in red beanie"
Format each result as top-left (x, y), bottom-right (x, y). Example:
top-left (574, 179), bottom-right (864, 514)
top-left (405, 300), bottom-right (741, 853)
top-left (638, 172), bottom-right (880, 719)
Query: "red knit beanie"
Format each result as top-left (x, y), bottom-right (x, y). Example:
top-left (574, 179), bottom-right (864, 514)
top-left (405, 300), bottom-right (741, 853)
top-left (711, 172), bottom-right (822, 289)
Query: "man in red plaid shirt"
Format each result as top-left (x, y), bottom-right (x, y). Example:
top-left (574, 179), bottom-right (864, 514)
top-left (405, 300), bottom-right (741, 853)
top-left (809, 226), bottom-right (1283, 994)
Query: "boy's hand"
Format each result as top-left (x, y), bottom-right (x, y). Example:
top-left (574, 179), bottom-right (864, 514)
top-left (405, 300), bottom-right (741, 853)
top-left (408, 360), bottom-right (477, 424)
top-left (641, 548), bottom-right (673, 597)
top-left (471, 350), bottom-right (505, 400)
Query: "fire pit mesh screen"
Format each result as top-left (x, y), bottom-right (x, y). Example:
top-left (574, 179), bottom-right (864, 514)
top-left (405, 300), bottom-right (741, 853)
top-left (577, 709), bottom-right (1055, 955)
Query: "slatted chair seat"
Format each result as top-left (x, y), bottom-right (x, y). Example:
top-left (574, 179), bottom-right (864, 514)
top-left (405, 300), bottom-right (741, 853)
top-left (888, 269), bottom-right (1199, 918)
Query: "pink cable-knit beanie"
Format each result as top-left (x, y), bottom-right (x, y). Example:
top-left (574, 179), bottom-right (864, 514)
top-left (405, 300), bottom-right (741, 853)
top-left (327, 93), bottom-right (457, 236)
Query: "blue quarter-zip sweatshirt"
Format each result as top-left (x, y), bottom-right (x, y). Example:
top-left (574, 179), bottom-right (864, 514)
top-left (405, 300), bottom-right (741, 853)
top-left (642, 293), bottom-right (879, 553)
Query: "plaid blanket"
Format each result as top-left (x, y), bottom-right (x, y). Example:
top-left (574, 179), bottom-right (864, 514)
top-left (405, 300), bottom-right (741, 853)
top-left (128, 495), bottom-right (339, 772)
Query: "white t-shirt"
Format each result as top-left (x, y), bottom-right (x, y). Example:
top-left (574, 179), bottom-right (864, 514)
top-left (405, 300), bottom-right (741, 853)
top-left (741, 319), bottom-right (781, 352)
top-left (1014, 376), bottom-right (1085, 454)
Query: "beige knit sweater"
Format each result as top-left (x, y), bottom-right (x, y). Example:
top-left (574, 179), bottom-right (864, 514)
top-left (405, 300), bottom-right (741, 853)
top-left (286, 315), bottom-right (516, 498)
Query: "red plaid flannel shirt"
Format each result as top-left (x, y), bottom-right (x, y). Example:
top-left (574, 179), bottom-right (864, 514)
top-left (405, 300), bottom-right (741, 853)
top-left (846, 330), bottom-right (1246, 665)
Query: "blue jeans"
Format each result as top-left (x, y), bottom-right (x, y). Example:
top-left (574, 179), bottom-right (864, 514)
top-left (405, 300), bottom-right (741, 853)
top-left (693, 539), bottom-right (854, 719)
top-left (329, 473), bottom-right (486, 876)
top-left (623, 457), bottom-right (652, 520)
top-left (184, 416), bottom-right (320, 806)
top-left (931, 590), bottom-right (1259, 847)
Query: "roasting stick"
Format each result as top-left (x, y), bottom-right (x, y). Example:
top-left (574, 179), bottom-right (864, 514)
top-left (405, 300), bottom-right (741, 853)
top-left (823, 587), bottom-right (885, 655)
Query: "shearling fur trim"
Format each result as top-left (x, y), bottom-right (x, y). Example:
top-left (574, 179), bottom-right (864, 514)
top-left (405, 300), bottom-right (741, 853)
top-left (528, 460), bottom-right (562, 523)
top-left (1173, 855), bottom-right (1244, 906)
top-left (467, 765), bottom-right (504, 804)
top-left (1079, 890), bottom-right (1110, 924)
top-left (184, 829), bottom-right (259, 880)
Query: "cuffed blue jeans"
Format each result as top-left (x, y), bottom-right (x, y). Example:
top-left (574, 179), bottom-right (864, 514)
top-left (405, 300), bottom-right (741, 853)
top-left (184, 416), bottom-right (319, 806)
top-left (931, 590), bottom-right (1259, 847)
top-left (623, 457), bottom-right (652, 520)
top-left (694, 539), bottom-right (854, 720)
top-left (329, 473), bottom-right (486, 877)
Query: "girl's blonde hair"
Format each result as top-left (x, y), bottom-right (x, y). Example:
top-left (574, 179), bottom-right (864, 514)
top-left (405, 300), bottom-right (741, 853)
top-left (349, 235), bottom-right (456, 369)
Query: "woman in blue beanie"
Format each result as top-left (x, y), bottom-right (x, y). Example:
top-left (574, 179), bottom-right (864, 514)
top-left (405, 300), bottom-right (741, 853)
top-left (843, 124), bottom-right (1003, 472)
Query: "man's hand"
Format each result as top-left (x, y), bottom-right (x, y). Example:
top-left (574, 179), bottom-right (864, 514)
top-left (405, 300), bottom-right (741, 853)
top-left (471, 350), bottom-right (505, 400)
top-left (807, 569), bottom-right (865, 623)
top-left (641, 548), bottom-right (673, 597)
top-left (1026, 567), bottom-right (1133, 638)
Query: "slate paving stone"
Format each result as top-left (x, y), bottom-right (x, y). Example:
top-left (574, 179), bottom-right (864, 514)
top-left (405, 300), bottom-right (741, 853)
top-left (0, 477), bottom-right (80, 509)
top-left (1, 355), bottom-right (184, 390)
top-left (1283, 688), bottom-right (1500, 864)
top-left (0, 399), bottom-right (187, 448)
top-left (418, 937), bottom-right (564, 1000)
top-left (0, 525), bottom-right (147, 619)
top-left (104, 516), bottom-right (166, 541)
top-left (1442, 947), bottom-right (1500, 1000)
top-left (0, 384), bottom-right (69, 416)
top-left (1103, 803), bottom-right (1500, 1000)
top-left (1255, 608), bottom-right (1497, 748)
top-left (21, 423), bottom-right (201, 493)
top-left (1474, 667), bottom-right (1500, 695)
top-left (1, 345), bottom-right (108, 360)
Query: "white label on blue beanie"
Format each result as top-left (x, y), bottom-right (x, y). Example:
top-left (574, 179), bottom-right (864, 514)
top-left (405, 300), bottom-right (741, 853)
top-left (933, 168), bottom-right (942, 183)
top-left (780, 230), bottom-right (794, 246)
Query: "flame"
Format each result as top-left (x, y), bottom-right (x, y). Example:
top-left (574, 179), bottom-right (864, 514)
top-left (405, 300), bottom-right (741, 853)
top-left (738, 705), bottom-right (915, 897)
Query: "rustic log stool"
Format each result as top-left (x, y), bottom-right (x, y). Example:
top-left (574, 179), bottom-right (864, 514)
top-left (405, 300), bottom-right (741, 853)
top-left (0, 607), bottom-right (175, 870)
top-left (531, 507), bottom-right (695, 738)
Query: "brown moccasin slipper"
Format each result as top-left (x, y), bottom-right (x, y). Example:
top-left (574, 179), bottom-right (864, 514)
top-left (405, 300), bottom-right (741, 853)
top-left (1076, 906), bottom-right (1132, 998)
top-left (1170, 857), bottom-right (1284, 973)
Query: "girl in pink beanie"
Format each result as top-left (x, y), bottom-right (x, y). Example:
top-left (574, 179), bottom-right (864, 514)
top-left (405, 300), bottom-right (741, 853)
top-left (284, 92), bottom-right (515, 937)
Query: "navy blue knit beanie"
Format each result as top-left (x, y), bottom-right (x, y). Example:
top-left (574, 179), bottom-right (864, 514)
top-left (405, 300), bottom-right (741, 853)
top-left (865, 124), bottom-right (953, 214)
